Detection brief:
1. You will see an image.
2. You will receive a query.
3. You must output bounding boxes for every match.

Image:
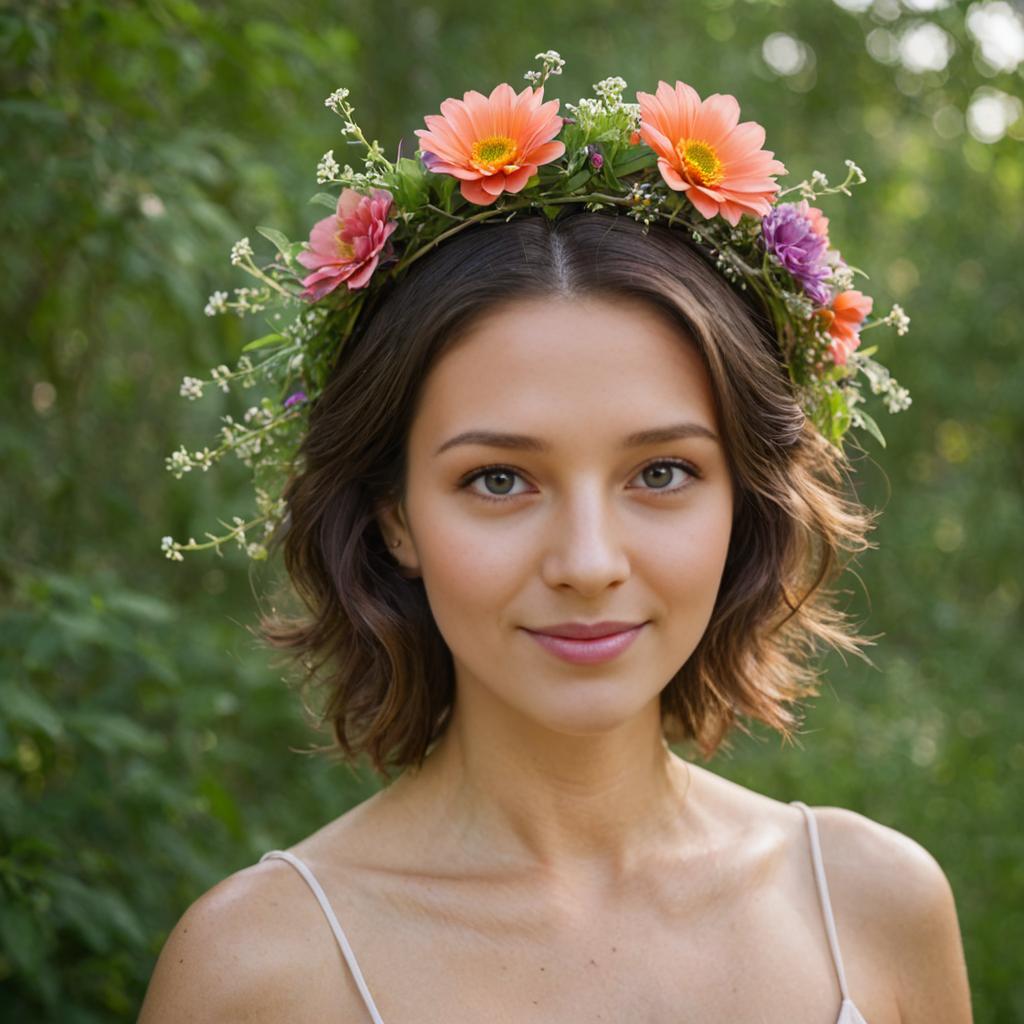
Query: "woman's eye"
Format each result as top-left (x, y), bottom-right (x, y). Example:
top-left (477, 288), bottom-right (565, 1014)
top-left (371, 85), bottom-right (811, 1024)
top-left (632, 460), bottom-right (695, 493)
top-left (459, 460), bottom-right (696, 503)
top-left (461, 467), bottom-right (530, 501)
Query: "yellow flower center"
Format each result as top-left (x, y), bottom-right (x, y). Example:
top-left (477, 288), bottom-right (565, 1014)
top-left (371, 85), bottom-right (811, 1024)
top-left (675, 138), bottom-right (724, 188)
top-left (334, 232), bottom-right (355, 260)
top-left (470, 135), bottom-right (520, 175)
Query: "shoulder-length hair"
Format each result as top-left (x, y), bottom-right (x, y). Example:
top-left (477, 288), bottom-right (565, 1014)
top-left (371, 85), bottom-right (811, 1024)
top-left (262, 211), bottom-right (876, 778)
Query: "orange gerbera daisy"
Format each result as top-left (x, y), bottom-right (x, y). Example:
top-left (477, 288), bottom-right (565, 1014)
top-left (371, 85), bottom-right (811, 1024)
top-left (415, 83), bottom-right (565, 206)
top-left (826, 289), bottom-right (874, 365)
top-left (637, 80), bottom-right (787, 226)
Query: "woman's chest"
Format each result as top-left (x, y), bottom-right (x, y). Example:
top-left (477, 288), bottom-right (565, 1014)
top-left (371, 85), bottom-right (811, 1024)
top-left (307, 869), bottom-right (899, 1024)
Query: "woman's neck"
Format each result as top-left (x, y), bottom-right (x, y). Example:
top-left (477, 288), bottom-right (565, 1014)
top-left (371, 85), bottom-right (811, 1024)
top-left (385, 690), bottom-right (698, 885)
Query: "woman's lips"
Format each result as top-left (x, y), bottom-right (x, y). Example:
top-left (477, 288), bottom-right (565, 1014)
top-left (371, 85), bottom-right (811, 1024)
top-left (522, 624), bottom-right (646, 665)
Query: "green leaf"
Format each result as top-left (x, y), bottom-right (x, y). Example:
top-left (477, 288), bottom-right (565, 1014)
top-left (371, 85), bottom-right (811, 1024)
top-left (857, 409), bottom-right (887, 448)
top-left (611, 151), bottom-right (657, 177)
top-left (198, 774), bottom-right (245, 839)
top-left (104, 590), bottom-right (175, 624)
top-left (392, 156), bottom-right (428, 209)
top-left (256, 226), bottom-right (293, 261)
top-left (1, 683), bottom-right (64, 740)
top-left (67, 711), bottom-right (166, 756)
top-left (0, 902), bottom-right (51, 977)
top-left (565, 166), bottom-right (596, 192)
top-left (431, 173), bottom-right (458, 211)
top-left (241, 332), bottom-right (285, 352)
top-left (310, 192), bottom-right (338, 210)
top-left (50, 874), bottom-right (148, 951)
top-left (563, 148), bottom-right (590, 178)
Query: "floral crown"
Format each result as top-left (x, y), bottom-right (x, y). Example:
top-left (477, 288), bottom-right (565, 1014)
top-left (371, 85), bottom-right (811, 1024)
top-left (163, 51), bottom-right (911, 563)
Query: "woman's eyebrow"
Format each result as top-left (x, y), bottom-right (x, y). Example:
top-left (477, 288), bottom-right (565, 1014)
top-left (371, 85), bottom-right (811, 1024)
top-left (433, 422), bottom-right (720, 457)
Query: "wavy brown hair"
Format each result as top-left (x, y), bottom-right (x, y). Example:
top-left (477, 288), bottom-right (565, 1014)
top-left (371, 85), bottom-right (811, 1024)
top-left (262, 211), bottom-right (877, 778)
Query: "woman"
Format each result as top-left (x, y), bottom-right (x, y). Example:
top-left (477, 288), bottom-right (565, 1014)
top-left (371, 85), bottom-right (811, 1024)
top-left (140, 210), bottom-right (972, 1023)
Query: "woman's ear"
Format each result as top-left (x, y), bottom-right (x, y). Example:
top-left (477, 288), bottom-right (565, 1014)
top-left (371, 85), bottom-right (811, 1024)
top-left (375, 498), bottom-right (421, 576)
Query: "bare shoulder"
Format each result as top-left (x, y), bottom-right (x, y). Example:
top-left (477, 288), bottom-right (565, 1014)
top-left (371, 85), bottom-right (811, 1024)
top-left (138, 855), bottom-right (368, 1023)
top-left (809, 805), bottom-right (974, 1023)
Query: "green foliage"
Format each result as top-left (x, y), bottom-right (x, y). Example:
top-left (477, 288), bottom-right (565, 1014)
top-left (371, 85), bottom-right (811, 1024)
top-left (0, 563), bottom-right (377, 1020)
top-left (2, 0), bottom-right (1021, 1020)
top-left (392, 156), bottom-right (430, 210)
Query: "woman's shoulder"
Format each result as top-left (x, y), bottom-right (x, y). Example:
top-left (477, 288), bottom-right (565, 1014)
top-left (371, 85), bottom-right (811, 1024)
top-left (795, 803), bottom-right (971, 1020)
top-left (712, 773), bottom-right (961, 951)
top-left (138, 837), bottom-right (372, 1023)
top-left (714, 769), bottom-right (952, 902)
top-left (805, 802), bottom-right (956, 917)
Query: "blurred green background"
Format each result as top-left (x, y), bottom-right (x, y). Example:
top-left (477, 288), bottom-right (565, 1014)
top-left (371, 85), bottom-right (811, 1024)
top-left (2, 0), bottom-right (1021, 1019)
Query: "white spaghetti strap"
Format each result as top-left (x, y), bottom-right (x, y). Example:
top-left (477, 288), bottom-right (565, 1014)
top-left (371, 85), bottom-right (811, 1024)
top-left (790, 801), bottom-right (852, 1002)
top-left (260, 850), bottom-right (387, 1024)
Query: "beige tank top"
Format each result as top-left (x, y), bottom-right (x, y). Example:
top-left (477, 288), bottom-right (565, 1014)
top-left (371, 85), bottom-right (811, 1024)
top-left (260, 799), bottom-right (869, 1023)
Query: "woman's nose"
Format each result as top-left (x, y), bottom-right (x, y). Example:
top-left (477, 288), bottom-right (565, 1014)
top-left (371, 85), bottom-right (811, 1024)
top-left (538, 486), bottom-right (631, 595)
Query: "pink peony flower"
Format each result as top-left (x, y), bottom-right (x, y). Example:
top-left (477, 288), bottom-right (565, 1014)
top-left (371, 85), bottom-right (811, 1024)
top-left (826, 289), bottom-right (873, 365)
top-left (414, 83), bottom-right (565, 206)
top-left (297, 188), bottom-right (397, 300)
top-left (636, 80), bottom-right (787, 226)
top-left (796, 199), bottom-right (830, 244)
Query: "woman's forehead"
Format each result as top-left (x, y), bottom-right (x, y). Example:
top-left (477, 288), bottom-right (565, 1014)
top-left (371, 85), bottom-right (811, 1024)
top-left (412, 295), bottom-right (720, 448)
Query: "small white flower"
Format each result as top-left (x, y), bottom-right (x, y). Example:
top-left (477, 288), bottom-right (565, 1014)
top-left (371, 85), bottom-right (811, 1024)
top-left (324, 87), bottom-right (351, 113)
top-left (844, 159), bottom-right (866, 184)
top-left (203, 290), bottom-right (228, 317)
top-left (784, 291), bottom-right (814, 320)
top-left (166, 446), bottom-right (194, 478)
top-left (236, 354), bottom-right (257, 388)
top-left (210, 364), bottom-right (232, 393)
top-left (884, 384), bottom-right (912, 413)
top-left (525, 49), bottom-right (565, 86)
top-left (593, 76), bottom-right (628, 107)
top-left (811, 169), bottom-right (829, 190)
top-left (230, 237), bottom-right (253, 266)
top-left (161, 536), bottom-right (184, 561)
top-left (316, 148), bottom-right (341, 184)
top-left (535, 50), bottom-right (565, 72)
top-left (884, 303), bottom-right (911, 336)
top-left (233, 287), bottom-right (258, 315)
top-left (179, 376), bottom-right (204, 400)
top-left (194, 447), bottom-right (215, 471)
top-left (830, 263), bottom-right (856, 291)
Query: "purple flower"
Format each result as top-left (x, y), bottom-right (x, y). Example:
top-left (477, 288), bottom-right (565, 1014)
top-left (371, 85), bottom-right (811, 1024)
top-left (284, 391), bottom-right (307, 409)
top-left (588, 144), bottom-right (604, 171)
top-left (761, 203), bottom-right (832, 306)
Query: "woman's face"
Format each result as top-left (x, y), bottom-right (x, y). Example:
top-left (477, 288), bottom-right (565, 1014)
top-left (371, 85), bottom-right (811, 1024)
top-left (379, 295), bottom-right (735, 737)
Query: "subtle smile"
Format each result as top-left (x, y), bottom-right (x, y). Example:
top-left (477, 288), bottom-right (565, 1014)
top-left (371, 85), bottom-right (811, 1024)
top-left (521, 623), bottom-right (648, 665)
